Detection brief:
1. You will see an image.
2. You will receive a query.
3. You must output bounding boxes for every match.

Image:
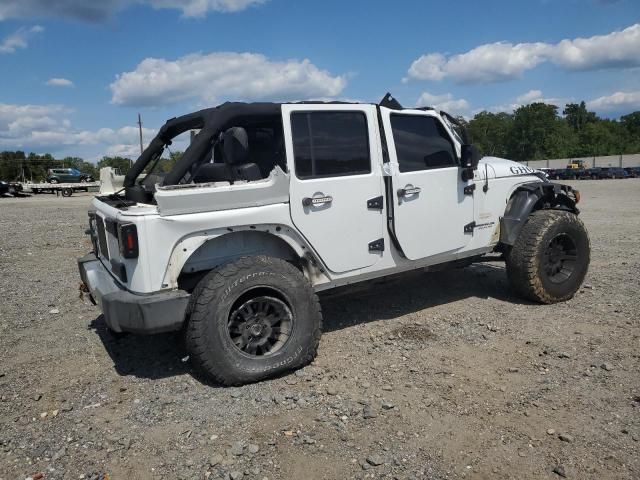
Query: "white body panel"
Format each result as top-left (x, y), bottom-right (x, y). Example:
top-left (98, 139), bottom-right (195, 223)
top-left (282, 104), bottom-right (385, 273)
top-left (89, 105), bottom-right (544, 296)
top-left (379, 107), bottom-right (474, 260)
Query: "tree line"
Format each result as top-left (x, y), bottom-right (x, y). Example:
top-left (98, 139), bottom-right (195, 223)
top-left (1, 101), bottom-right (639, 182)
top-left (463, 102), bottom-right (640, 161)
top-left (0, 151), bottom-right (182, 183)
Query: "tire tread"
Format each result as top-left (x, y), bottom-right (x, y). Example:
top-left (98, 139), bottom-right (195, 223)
top-left (506, 210), bottom-right (590, 304)
top-left (185, 256), bottom-right (322, 386)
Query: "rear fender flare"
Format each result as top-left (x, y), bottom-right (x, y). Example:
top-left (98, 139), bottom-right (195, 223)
top-left (163, 226), bottom-right (327, 289)
top-left (500, 182), bottom-right (579, 246)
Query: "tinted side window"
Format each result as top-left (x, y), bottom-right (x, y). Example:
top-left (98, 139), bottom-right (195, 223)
top-left (390, 115), bottom-right (457, 172)
top-left (291, 111), bottom-right (370, 179)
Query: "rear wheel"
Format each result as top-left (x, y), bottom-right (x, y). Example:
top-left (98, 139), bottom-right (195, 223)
top-left (49, 178), bottom-right (59, 184)
top-left (506, 210), bottom-right (590, 303)
top-left (185, 256), bottom-right (322, 385)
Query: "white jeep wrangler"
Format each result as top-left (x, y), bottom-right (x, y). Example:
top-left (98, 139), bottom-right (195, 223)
top-left (78, 94), bottom-right (590, 385)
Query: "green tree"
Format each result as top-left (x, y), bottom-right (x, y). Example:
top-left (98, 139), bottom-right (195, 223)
top-left (157, 150), bottom-right (183, 173)
top-left (563, 101), bottom-right (597, 132)
top-left (467, 111), bottom-right (513, 157)
top-left (508, 103), bottom-right (566, 161)
top-left (97, 156), bottom-right (133, 175)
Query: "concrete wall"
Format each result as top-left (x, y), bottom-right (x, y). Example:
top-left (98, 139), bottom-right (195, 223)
top-left (524, 154), bottom-right (640, 169)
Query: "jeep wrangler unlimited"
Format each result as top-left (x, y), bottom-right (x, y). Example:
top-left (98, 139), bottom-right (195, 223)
top-left (78, 94), bottom-right (590, 385)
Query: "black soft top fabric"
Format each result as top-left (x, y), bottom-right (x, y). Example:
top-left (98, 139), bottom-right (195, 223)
top-left (124, 102), bottom-right (282, 187)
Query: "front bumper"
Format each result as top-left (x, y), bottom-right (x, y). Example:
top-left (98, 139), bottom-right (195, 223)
top-left (78, 254), bottom-right (190, 334)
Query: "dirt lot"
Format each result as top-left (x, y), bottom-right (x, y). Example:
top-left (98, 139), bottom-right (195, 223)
top-left (1, 180), bottom-right (639, 480)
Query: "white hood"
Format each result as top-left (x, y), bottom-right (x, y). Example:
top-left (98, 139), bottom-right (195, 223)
top-left (477, 156), bottom-right (540, 180)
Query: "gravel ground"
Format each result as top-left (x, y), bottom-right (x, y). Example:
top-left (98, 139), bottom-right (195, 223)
top-left (0, 180), bottom-right (639, 480)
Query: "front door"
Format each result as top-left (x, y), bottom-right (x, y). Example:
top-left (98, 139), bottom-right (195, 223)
top-left (380, 108), bottom-right (474, 260)
top-left (283, 104), bottom-right (385, 273)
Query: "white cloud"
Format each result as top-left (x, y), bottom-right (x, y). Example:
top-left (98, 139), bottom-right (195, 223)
top-left (484, 90), bottom-right (568, 114)
top-left (515, 89), bottom-right (545, 104)
top-left (110, 52), bottom-right (347, 107)
top-left (416, 92), bottom-right (470, 117)
top-left (552, 24), bottom-right (640, 70)
top-left (406, 23), bottom-right (640, 84)
top-left (0, 0), bottom-right (265, 22)
top-left (406, 53), bottom-right (447, 82)
top-left (587, 91), bottom-right (640, 111)
top-left (0, 25), bottom-right (43, 53)
top-left (147, 0), bottom-right (266, 16)
top-left (46, 77), bottom-right (74, 87)
top-left (0, 102), bottom-right (156, 159)
top-left (409, 42), bottom-right (550, 84)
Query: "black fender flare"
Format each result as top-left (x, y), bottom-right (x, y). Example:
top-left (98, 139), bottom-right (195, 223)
top-left (500, 182), bottom-right (580, 246)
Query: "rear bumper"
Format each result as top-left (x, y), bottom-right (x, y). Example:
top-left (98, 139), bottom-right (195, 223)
top-left (78, 253), bottom-right (190, 334)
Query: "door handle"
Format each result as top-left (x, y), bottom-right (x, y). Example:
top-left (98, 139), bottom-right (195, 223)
top-left (302, 195), bottom-right (333, 207)
top-left (397, 185), bottom-right (421, 197)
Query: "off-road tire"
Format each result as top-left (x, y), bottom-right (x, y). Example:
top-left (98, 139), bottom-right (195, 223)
top-left (185, 256), bottom-right (322, 386)
top-left (506, 210), bottom-right (590, 304)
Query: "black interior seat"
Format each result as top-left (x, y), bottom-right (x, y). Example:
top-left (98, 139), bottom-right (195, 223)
top-left (193, 127), bottom-right (262, 183)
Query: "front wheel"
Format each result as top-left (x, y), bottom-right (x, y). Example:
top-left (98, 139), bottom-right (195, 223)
top-left (185, 256), bottom-right (322, 386)
top-left (506, 210), bottom-right (590, 304)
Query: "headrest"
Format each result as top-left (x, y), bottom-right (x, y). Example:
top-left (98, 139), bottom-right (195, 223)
top-left (223, 127), bottom-right (249, 165)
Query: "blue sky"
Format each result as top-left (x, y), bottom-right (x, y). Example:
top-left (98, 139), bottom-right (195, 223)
top-left (0, 0), bottom-right (639, 161)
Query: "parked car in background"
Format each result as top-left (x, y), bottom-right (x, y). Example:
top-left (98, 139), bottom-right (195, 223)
top-left (0, 181), bottom-right (25, 197)
top-left (590, 167), bottom-right (629, 179)
top-left (551, 168), bottom-right (586, 180)
top-left (624, 166), bottom-right (640, 178)
top-left (46, 168), bottom-right (94, 184)
top-left (576, 168), bottom-right (596, 180)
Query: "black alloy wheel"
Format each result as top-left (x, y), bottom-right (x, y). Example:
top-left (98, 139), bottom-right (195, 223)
top-left (227, 294), bottom-right (293, 357)
top-left (542, 234), bottom-right (577, 284)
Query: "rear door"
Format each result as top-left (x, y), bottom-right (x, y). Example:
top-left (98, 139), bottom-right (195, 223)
top-left (380, 108), bottom-right (474, 260)
top-left (282, 104), bottom-right (385, 273)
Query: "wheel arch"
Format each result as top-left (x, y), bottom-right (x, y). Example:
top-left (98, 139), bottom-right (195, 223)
top-left (164, 228), bottom-right (324, 291)
top-left (500, 182), bottom-right (580, 246)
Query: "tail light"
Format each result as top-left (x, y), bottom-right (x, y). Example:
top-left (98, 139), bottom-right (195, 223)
top-left (118, 223), bottom-right (139, 258)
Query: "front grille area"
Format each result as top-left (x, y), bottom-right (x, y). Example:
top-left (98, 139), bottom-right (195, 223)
top-left (95, 216), bottom-right (109, 260)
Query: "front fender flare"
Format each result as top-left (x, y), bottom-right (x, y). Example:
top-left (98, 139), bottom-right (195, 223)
top-left (500, 182), bottom-right (579, 246)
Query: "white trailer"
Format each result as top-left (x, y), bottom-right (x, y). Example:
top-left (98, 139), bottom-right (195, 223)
top-left (22, 182), bottom-right (100, 197)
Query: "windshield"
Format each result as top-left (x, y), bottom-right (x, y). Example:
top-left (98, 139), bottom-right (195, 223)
top-left (440, 112), bottom-right (469, 145)
top-left (70, 168), bottom-right (81, 175)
